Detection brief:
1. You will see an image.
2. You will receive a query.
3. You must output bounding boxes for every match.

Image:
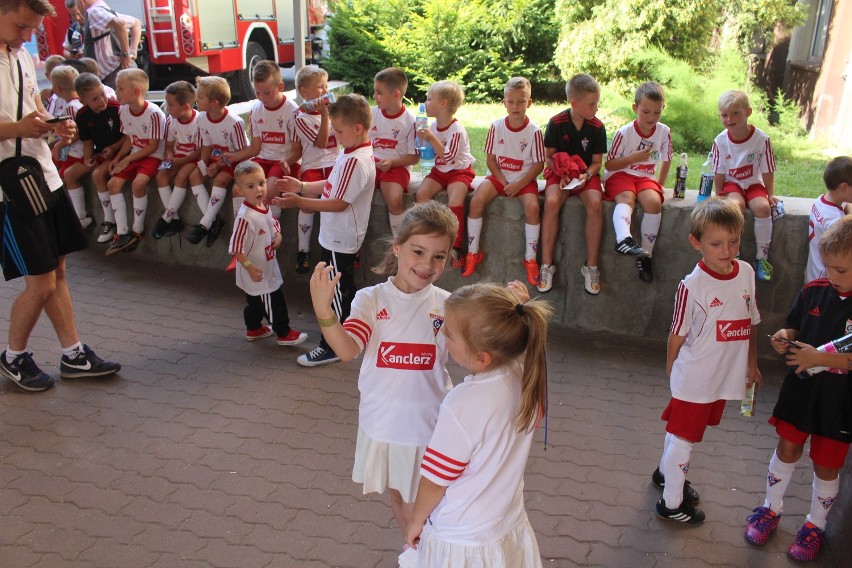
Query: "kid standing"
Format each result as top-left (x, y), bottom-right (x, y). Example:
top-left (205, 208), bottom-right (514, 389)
top-left (603, 81), bottom-right (673, 283)
top-left (404, 281), bottom-right (551, 568)
top-left (744, 217), bottom-right (852, 562)
top-left (228, 161), bottom-right (307, 346)
top-left (805, 156), bottom-right (852, 282)
top-left (654, 197), bottom-right (761, 525)
top-left (462, 77), bottom-right (545, 286)
top-left (414, 80), bottom-right (476, 267)
top-left (307, 201), bottom-right (456, 545)
top-left (712, 90), bottom-right (778, 282)
top-left (370, 67), bottom-right (418, 238)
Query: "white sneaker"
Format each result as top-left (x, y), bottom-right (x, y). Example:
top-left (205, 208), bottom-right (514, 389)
top-left (581, 265), bottom-right (601, 295)
top-left (97, 222), bottom-right (116, 243)
top-left (79, 216), bottom-right (93, 229)
top-left (538, 264), bottom-right (555, 293)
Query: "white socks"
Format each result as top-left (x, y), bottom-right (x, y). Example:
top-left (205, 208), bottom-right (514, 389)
top-left (525, 223), bottom-right (540, 262)
top-left (754, 216), bottom-right (772, 260)
top-left (67, 187), bottom-right (87, 220)
top-left (132, 195), bottom-right (148, 234)
top-left (660, 433), bottom-right (693, 509)
top-left (166, 186), bottom-right (186, 221)
top-left (389, 212), bottom-right (403, 238)
top-left (199, 186), bottom-right (227, 229)
top-left (191, 184), bottom-right (209, 215)
top-left (99, 192), bottom-right (115, 223)
top-left (763, 450), bottom-right (796, 513)
top-left (466, 217), bottom-right (483, 254)
top-left (298, 211), bottom-right (315, 252)
top-left (807, 474), bottom-right (839, 530)
top-left (110, 193), bottom-right (128, 235)
top-left (613, 203), bottom-right (632, 243)
top-left (640, 213), bottom-right (661, 256)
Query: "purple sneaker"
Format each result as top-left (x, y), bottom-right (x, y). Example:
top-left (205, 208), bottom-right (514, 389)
top-left (787, 521), bottom-right (825, 562)
top-left (744, 506), bottom-right (780, 545)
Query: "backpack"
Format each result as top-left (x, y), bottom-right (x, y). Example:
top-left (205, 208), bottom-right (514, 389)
top-left (83, 7), bottom-right (123, 68)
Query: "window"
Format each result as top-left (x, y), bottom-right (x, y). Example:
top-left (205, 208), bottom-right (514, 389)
top-left (809, 0), bottom-right (832, 61)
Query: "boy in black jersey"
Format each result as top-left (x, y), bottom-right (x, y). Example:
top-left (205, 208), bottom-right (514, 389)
top-left (745, 216), bottom-right (852, 562)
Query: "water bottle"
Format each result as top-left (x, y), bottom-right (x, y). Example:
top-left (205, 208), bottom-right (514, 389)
top-left (697, 152), bottom-right (713, 203)
top-left (673, 152), bottom-right (687, 199)
top-left (798, 332), bottom-right (852, 377)
top-left (300, 92), bottom-right (336, 112)
top-left (740, 383), bottom-right (756, 417)
top-left (419, 144), bottom-right (435, 178)
top-left (414, 103), bottom-right (428, 150)
top-left (771, 200), bottom-right (785, 221)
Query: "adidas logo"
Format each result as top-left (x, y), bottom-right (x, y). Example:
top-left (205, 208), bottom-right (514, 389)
top-left (376, 308), bottom-right (390, 320)
top-left (258, 229), bottom-right (266, 235)
top-left (17, 166), bottom-right (27, 175)
top-left (709, 297), bottom-right (724, 308)
top-left (809, 307), bottom-right (821, 316)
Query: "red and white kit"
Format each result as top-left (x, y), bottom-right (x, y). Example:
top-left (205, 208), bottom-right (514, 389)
top-left (228, 202), bottom-right (283, 296)
top-left (484, 117), bottom-right (545, 184)
top-left (318, 142), bottom-right (376, 254)
top-left (807, 195), bottom-right (847, 282)
top-left (119, 101), bottom-right (166, 160)
top-left (249, 97), bottom-right (299, 162)
top-left (165, 110), bottom-right (201, 158)
top-left (294, 110), bottom-right (338, 170)
top-left (430, 119), bottom-right (475, 173)
top-left (342, 279), bottom-right (452, 445)
top-left (369, 106), bottom-right (416, 162)
top-left (63, 98), bottom-right (86, 159)
top-left (670, 260), bottom-right (761, 402)
top-left (604, 120), bottom-right (673, 182)
top-left (198, 108), bottom-right (248, 155)
top-left (45, 93), bottom-right (67, 122)
top-left (711, 126), bottom-right (776, 189)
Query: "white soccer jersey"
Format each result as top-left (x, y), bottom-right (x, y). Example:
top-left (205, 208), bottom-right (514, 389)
top-left (342, 279), bottom-right (452, 446)
top-left (484, 117), bottom-right (545, 184)
top-left (294, 110), bottom-right (338, 170)
top-left (63, 98), bottom-right (85, 159)
top-left (420, 365), bottom-right (533, 546)
top-left (807, 195), bottom-right (847, 282)
top-left (432, 119), bottom-right (475, 173)
top-left (104, 85), bottom-right (117, 101)
top-left (249, 97), bottom-right (299, 162)
top-left (604, 120), bottom-right (673, 181)
top-left (228, 202), bottom-right (284, 296)
top-left (119, 101), bottom-right (166, 159)
top-left (669, 260), bottom-right (761, 403)
top-left (199, 108), bottom-right (248, 154)
top-left (318, 142), bottom-right (376, 253)
top-left (369, 106), bottom-right (416, 163)
top-left (711, 126), bottom-right (776, 189)
top-left (165, 110), bottom-right (201, 158)
top-left (46, 93), bottom-right (67, 120)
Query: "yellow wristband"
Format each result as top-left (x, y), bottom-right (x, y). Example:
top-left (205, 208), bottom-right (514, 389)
top-left (317, 314), bottom-right (338, 328)
top-left (242, 259), bottom-right (252, 268)
top-left (301, 181), bottom-right (307, 192)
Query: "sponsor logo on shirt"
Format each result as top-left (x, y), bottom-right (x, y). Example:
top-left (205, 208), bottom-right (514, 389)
top-left (376, 308), bottom-right (390, 320)
top-left (498, 156), bottom-right (523, 172)
top-left (631, 163), bottom-right (656, 174)
top-left (377, 342), bottom-right (436, 370)
top-left (326, 136), bottom-right (337, 149)
top-left (261, 131), bottom-right (286, 144)
top-left (175, 142), bottom-right (196, 153)
top-left (131, 135), bottom-right (149, 149)
top-left (322, 181), bottom-right (332, 199)
top-left (728, 164), bottom-right (754, 180)
top-left (716, 319), bottom-right (751, 341)
top-left (709, 297), bottom-right (724, 308)
top-left (265, 244), bottom-right (274, 261)
top-left (809, 307), bottom-right (821, 317)
top-left (372, 138), bottom-right (398, 150)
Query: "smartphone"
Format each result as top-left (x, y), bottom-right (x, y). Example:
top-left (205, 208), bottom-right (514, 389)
top-left (767, 334), bottom-right (798, 347)
top-left (45, 116), bottom-right (71, 123)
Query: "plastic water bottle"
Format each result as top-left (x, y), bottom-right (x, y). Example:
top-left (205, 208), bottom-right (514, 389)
top-left (673, 152), bottom-right (687, 199)
top-left (419, 144), bottom-right (435, 178)
top-left (414, 103), bottom-right (428, 150)
top-left (300, 92), bottom-right (336, 112)
top-left (798, 332), bottom-right (852, 377)
top-left (697, 152), bottom-right (713, 203)
top-left (740, 384), bottom-right (756, 417)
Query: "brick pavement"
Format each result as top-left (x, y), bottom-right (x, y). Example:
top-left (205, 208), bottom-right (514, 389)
top-left (0, 247), bottom-right (841, 567)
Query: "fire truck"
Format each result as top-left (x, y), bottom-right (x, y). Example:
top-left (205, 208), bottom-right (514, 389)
top-left (37, 0), bottom-right (326, 100)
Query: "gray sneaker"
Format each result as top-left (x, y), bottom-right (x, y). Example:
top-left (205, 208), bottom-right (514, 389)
top-left (537, 264), bottom-right (555, 293)
top-left (581, 265), bottom-right (601, 295)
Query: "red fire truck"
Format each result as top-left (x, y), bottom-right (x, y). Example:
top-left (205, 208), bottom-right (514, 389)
top-left (37, 0), bottom-right (326, 100)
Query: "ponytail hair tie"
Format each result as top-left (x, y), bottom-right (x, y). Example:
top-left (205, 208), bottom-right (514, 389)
top-left (515, 303), bottom-right (525, 316)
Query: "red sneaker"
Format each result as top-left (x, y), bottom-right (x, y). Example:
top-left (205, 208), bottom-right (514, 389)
top-left (523, 258), bottom-right (540, 285)
top-left (245, 326), bottom-right (273, 341)
top-left (787, 521), bottom-right (825, 562)
top-left (460, 252), bottom-right (484, 277)
top-left (277, 328), bottom-right (308, 346)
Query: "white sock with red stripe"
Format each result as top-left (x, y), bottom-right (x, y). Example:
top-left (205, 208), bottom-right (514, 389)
top-left (806, 474), bottom-right (838, 530)
top-left (67, 187), bottom-right (87, 220)
top-left (132, 195), bottom-right (148, 234)
top-left (467, 217), bottom-right (483, 254)
top-left (191, 184), bottom-right (208, 215)
top-left (640, 213), bottom-right (661, 256)
top-left (199, 186), bottom-right (227, 229)
top-left (764, 450), bottom-right (796, 513)
top-left (754, 217), bottom-right (772, 260)
top-left (525, 223), bottom-right (540, 261)
top-left (297, 211), bottom-right (314, 252)
top-left (99, 192), bottom-right (115, 223)
top-left (661, 433), bottom-right (692, 509)
top-left (110, 193), bottom-right (128, 235)
top-left (613, 203), bottom-right (633, 243)
top-left (166, 186), bottom-right (185, 220)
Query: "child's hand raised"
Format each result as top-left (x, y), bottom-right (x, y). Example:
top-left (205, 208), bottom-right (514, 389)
top-left (309, 262), bottom-right (342, 318)
top-left (506, 279), bottom-right (530, 303)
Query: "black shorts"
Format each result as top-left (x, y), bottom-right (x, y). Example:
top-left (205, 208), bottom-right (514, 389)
top-left (0, 188), bottom-right (88, 281)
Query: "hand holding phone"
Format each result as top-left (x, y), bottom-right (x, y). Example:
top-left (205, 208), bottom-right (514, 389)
top-left (768, 334), bottom-right (799, 347)
top-left (45, 116), bottom-right (71, 124)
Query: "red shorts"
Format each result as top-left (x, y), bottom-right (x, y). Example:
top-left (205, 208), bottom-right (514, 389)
top-left (58, 155), bottom-right (86, 178)
top-left (301, 166), bottom-right (334, 183)
top-left (425, 166), bottom-right (476, 190)
top-left (720, 182), bottom-right (767, 203)
top-left (375, 164), bottom-right (411, 190)
top-left (770, 417), bottom-right (850, 469)
top-left (484, 175), bottom-right (539, 197)
top-left (251, 157), bottom-right (298, 179)
top-left (206, 157), bottom-right (235, 178)
top-left (661, 398), bottom-right (727, 443)
top-left (604, 171), bottom-right (664, 202)
top-left (543, 167), bottom-right (603, 194)
top-left (113, 156), bottom-right (161, 180)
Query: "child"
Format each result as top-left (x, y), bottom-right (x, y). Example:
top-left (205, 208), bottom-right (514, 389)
top-left (537, 74), bottom-right (606, 295)
top-left (307, 201), bottom-right (457, 545)
top-left (404, 281), bottom-right (551, 567)
top-left (414, 80), bottom-right (476, 267)
top-left (744, 216), bottom-right (852, 562)
top-left (72, 72), bottom-right (124, 243)
top-left (653, 197), bottom-right (762, 525)
top-left (712, 90), bottom-right (778, 282)
top-left (41, 54), bottom-right (66, 113)
top-left (186, 76), bottom-right (248, 247)
top-left (273, 94), bottom-right (376, 367)
top-left (228, 161), bottom-right (307, 346)
top-left (603, 81), bottom-right (673, 283)
top-left (105, 68), bottom-right (166, 255)
top-left (49, 64), bottom-right (91, 228)
top-left (292, 65), bottom-right (339, 273)
top-left (151, 80), bottom-right (201, 239)
top-left (805, 156), bottom-right (852, 282)
top-left (370, 67), bottom-right (418, 238)
top-left (79, 57), bottom-right (117, 100)
top-left (462, 77), bottom-right (544, 285)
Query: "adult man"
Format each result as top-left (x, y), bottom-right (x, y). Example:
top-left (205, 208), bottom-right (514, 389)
top-left (80, 0), bottom-right (141, 87)
top-left (62, 0), bottom-right (84, 59)
top-left (0, 0), bottom-right (120, 392)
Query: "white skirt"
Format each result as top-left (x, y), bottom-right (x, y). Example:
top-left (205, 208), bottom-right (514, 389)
top-left (408, 513), bottom-right (543, 568)
top-left (352, 427), bottom-right (426, 503)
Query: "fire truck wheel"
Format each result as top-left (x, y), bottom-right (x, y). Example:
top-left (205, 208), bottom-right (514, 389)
top-left (233, 41), bottom-right (267, 102)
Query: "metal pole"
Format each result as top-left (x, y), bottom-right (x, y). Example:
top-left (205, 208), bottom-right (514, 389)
top-left (293, 0), bottom-right (306, 77)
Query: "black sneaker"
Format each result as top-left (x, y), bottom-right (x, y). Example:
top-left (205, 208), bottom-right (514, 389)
top-left (186, 223), bottom-right (207, 244)
top-left (296, 251), bottom-right (310, 274)
top-left (206, 216), bottom-right (226, 247)
top-left (655, 498), bottom-right (705, 524)
top-left (297, 346), bottom-right (341, 367)
top-left (106, 232), bottom-right (140, 256)
top-left (651, 467), bottom-right (700, 505)
top-left (615, 236), bottom-right (650, 257)
top-left (164, 219), bottom-right (184, 237)
top-left (60, 345), bottom-right (121, 379)
top-left (0, 350), bottom-right (54, 392)
top-left (97, 221), bottom-right (116, 243)
top-left (151, 218), bottom-right (171, 239)
top-left (637, 257), bottom-right (653, 283)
